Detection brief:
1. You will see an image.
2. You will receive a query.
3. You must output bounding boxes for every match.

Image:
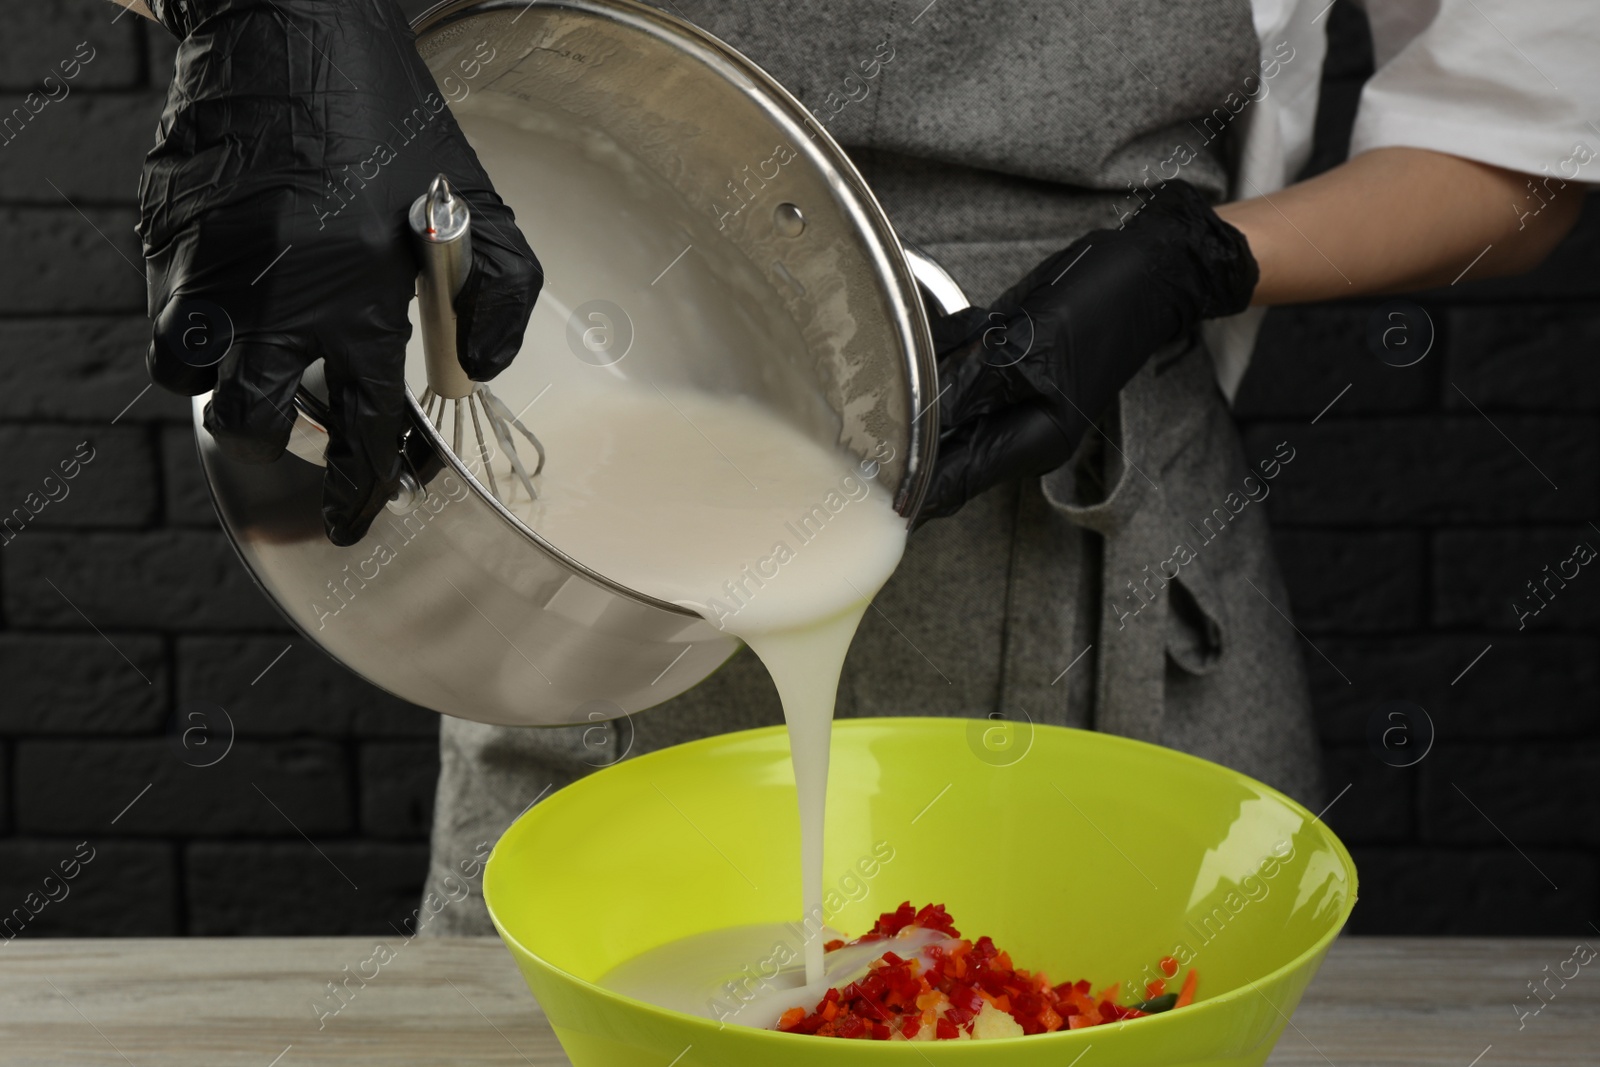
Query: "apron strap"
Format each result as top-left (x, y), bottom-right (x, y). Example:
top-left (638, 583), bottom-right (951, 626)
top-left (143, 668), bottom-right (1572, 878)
top-left (1037, 337), bottom-right (1232, 743)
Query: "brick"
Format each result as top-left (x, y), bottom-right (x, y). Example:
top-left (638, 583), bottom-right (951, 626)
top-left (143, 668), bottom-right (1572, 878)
top-left (1419, 742), bottom-right (1600, 847)
top-left (2, 530), bottom-right (286, 630)
top-left (161, 423), bottom-right (218, 527)
top-left (1233, 303), bottom-right (1437, 420)
top-left (1319, 747), bottom-right (1413, 844)
top-left (0, 319), bottom-right (188, 422)
top-left (1306, 634), bottom-right (1599, 743)
top-left (0, 424), bottom-right (157, 530)
top-left (14, 738), bottom-right (353, 837)
top-left (0, 839), bottom-right (178, 938)
top-left (359, 742), bottom-right (439, 840)
top-left (185, 842), bottom-right (429, 935)
top-left (1445, 304), bottom-right (1600, 412)
top-left (175, 636), bottom-right (435, 737)
top-left (353, 701), bottom-right (443, 739)
top-left (1345, 847), bottom-right (1597, 935)
top-left (0, 633), bottom-right (167, 734)
top-left (0, 0), bottom-right (142, 91)
top-left (0, 92), bottom-right (164, 202)
top-left (1270, 529), bottom-right (1424, 633)
top-left (1434, 527), bottom-right (1600, 631)
top-left (0, 208), bottom-right (145, 314)
top-left (1242, 418), bottom-right (1598, 525)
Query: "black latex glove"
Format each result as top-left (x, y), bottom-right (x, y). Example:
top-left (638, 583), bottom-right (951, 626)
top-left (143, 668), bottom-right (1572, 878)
top-left (915, 180), bottom-right (1257, 526)
top-left (140, 0), bottom-right (542, 545)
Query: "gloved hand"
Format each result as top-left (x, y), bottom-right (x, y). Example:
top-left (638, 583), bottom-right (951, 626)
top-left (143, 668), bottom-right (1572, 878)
top-left (915, 180), bottom-right (1257, 525)
top-left (140, 0), bottom-right (542, 545)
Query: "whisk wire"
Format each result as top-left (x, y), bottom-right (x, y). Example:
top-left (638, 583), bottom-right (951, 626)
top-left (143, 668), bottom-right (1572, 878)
top-left (416, 384), bottom-right (544, 507)
top-left (466, 389), bottom-right (501, 501)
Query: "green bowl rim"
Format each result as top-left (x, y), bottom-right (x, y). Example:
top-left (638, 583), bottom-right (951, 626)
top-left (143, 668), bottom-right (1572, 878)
top-left (484, 716), bottom-right (1360, 1051)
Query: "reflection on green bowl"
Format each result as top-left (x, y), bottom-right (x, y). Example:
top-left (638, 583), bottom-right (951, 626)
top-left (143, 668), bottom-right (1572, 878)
top-left (485, 717), bottom-right (1357, 1066)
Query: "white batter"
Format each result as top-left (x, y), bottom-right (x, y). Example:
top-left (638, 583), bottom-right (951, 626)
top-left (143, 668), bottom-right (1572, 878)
top-left (601, 921), bottom-right (949, 1028)
top-left (483, 383), bottom-right (906, 997)
top-left (424, 95), bottom-right (910, 1013)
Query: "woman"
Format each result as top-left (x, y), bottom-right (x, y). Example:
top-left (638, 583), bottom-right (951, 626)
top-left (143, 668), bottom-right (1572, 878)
top-left (121, 0), bottom-right (1595, 934)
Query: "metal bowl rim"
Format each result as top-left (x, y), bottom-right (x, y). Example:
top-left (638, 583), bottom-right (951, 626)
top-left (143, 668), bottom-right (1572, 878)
top-left (403, 0), bottom-right (939, 617)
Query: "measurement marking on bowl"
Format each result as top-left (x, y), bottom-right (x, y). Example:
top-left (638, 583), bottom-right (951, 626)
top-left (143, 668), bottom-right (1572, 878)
top-left (650, 781), bottom-right (759, 890)
top-left (911, 782), bottom-right (952, 824)
top-left (1052, 782), bottom-right (1160, 891)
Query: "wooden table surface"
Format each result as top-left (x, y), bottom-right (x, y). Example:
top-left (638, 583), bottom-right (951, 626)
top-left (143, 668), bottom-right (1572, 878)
top-left (1, 936), bottom-right (1594, 1065)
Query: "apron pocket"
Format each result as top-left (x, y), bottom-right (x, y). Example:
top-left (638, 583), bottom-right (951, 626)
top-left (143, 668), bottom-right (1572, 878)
top-left (1165, 569), bottom-right (1227, 676)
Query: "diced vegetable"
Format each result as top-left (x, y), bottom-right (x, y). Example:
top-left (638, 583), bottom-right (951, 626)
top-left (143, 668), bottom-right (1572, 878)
top-left (772, 903), bottom-right (1201, 1041)
top-left (1174, 966), bottom-right (1200, 1008)
top-left (1133, 992), bottom-right (1179, 1013)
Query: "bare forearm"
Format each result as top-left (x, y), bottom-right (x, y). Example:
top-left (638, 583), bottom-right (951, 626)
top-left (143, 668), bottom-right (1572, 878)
top-left (1217, 147), bottom-right (1585, 306)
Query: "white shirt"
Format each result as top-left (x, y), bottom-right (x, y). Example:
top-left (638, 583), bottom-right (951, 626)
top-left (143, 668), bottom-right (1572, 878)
top-left (1209, 0), bottom-right (1600, 400)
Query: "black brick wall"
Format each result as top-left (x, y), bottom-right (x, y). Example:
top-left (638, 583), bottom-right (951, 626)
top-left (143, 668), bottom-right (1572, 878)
top-left (1232, 4), bottom-right (1600, 936)
top-left (0, 2), bottom-right (1593, 938)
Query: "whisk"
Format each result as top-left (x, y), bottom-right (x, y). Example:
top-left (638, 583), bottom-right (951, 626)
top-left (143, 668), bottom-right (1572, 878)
top-left (409, 175), bottom-right (545, 505)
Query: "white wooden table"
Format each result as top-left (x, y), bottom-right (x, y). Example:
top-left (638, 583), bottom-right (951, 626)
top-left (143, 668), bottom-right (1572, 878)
top-left (1, 937), bottom-right (1593, 1065)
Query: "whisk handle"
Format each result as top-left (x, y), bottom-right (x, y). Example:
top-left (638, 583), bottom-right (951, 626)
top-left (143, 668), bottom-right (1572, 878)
top-left (408, 175), bottom-right (475, 401)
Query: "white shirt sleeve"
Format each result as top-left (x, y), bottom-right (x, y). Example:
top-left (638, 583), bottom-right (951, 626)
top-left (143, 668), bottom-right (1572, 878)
top-left (1350, 0), bottom-right (1600, 181)
top-left (1207, 0), bottom-right (1334, 401)
top-left (1240, 0), bottom-right (1334, 193)
top-left (1214, 0), bottom-right (1598, 402)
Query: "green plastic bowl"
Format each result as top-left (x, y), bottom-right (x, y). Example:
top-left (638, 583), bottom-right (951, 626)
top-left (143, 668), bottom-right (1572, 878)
top-left (484, 718), bottom-right (1357, 1066)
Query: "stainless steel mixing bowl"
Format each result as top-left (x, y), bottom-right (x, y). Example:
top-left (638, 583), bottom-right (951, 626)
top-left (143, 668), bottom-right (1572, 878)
top-left (193, 0), bottom-right (967, 727)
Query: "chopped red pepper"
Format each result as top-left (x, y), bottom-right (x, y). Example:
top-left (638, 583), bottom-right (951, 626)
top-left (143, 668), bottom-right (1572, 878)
top-left (1174, 967), bottom-right (1199, 1008)
top-left (773, 903), bottom-right (1200, 1041)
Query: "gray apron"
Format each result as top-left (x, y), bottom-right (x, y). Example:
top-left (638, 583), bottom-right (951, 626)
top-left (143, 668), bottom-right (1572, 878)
top-left (423, 0), bottom-right (1325, 932)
